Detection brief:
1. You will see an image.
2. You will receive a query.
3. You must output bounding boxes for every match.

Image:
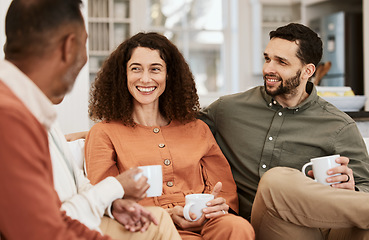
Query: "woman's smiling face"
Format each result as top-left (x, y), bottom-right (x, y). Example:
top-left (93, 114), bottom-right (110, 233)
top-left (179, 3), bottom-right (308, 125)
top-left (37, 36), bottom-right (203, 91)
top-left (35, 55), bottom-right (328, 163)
top-left (126, 47), bottom-right (167, 107)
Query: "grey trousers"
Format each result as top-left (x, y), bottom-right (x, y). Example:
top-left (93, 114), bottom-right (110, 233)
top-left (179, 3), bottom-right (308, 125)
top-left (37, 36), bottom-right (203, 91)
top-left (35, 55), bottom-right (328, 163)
top-left (251, 167), bottom-right (369, 240)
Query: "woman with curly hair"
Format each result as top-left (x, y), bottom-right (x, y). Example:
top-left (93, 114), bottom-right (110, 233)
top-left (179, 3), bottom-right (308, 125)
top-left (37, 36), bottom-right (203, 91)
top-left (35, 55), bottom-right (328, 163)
top-left (85, 32), bottom-right (254, 240)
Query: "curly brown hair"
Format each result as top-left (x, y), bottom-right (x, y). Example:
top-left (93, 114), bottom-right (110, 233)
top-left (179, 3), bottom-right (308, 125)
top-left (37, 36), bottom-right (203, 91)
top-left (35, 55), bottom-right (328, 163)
top-left (89, 32), bottom-right (200, 126)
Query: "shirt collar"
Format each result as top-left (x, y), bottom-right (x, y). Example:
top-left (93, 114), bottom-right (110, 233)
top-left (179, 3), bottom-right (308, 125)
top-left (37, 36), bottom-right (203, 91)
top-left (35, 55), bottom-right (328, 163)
top-left (0, 60), bottom-right (56, 130)
top-left (262, 81), bottom-right (318, 113)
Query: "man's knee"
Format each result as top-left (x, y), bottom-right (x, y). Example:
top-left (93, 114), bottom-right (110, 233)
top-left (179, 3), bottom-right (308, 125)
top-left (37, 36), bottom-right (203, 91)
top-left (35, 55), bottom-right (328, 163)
top-left (256, 167), bottom-right (303, 205)
top-left (259, 167), bottom-right (293, 191)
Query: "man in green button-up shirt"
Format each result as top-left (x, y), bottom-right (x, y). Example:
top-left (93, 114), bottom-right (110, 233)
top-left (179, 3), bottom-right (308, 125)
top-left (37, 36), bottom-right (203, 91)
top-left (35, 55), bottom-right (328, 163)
top-left (200, 23), bottom-right (369, 239)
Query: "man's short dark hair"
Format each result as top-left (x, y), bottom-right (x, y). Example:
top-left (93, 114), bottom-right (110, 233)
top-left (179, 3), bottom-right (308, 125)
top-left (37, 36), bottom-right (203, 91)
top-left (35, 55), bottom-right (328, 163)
top-left (269, 23), bottom-right (323, 66)
top-left (4, 0), bottom-right (84, 60)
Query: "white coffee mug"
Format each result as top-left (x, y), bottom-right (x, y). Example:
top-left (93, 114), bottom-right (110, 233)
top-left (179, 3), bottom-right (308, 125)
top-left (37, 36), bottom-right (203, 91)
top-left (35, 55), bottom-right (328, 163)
top-left (134, 165), bottom-right (162, 197)
top-left (183, 193), bottom-right (214, 221)
top-left (301, 154), bottom-right (341, 185)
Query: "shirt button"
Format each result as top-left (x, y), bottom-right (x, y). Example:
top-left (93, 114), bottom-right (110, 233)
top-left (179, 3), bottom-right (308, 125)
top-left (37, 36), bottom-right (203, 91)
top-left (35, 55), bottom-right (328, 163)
top-left (167, 181), bottom-right (174, 187)
top-left (273, 100), bottom-right (277, 104)
top-left (278, 112), bottom-right (282, 116)
top-left (296, 108), bottom-right (299, 112)
top-left (268, 136), bottom-right (273, 141)
top-left (164, 159), bottom-right (171, 166)
top-left (262, 164), bottom-right (267, 169)
top-left (153, 128), bottom-right (160, 133)
top-left (269, 103), bottom-right (272, 107)
top-left (158, 143), bottom-right (165, 148)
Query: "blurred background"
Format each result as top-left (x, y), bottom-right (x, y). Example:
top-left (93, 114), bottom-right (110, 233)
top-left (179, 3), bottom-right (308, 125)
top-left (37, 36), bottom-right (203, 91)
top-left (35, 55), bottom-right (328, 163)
top-left (0, 0), bottom-right (368, 134)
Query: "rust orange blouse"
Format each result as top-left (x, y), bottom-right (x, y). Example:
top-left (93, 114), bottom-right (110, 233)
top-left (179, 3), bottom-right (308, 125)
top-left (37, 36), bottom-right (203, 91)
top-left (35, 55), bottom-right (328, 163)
top-left (85, 119), bottom-right (239, 212)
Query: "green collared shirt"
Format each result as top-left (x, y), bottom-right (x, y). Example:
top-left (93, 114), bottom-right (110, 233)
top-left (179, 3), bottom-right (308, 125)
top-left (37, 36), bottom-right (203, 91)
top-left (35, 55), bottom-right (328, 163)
top-left (199, 82), bottom-right (369, 219)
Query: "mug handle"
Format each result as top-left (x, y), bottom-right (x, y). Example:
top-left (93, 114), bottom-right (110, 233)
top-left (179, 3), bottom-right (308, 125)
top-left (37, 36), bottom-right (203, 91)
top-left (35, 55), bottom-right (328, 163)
top-left (301, 162), bottom-right (313, 177)
top-left (183, 203), bottom-right (196, 221)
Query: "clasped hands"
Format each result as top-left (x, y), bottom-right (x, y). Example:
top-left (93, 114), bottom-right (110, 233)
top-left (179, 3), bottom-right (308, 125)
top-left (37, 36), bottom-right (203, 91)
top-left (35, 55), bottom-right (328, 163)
top-left (307, 156), bottom-right (355, 190)
top-left (168, 182), bottom-right (229, 232)
top-left (112, 167), bottom-right (156, 232)
top-left (111, 199), bottom-right (158, 232)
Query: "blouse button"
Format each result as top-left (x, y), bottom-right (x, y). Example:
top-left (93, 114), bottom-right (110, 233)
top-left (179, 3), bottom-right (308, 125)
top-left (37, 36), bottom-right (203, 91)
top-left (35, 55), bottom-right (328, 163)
top-left (278, 112), bottom-right (283, 116)
top-left (153, 128), bottom-right (160, 133)
top-left (167, 181), bottom-right (174, 187)
top-left (158, 143), bottom-right (165, 148)
top-left (164, 159), bottom-right (171, 166)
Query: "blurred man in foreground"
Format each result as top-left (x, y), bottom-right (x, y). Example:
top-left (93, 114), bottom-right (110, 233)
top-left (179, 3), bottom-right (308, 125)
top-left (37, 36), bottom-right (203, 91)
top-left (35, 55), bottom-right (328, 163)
top-left (0, 0), bottom-right (179, 239)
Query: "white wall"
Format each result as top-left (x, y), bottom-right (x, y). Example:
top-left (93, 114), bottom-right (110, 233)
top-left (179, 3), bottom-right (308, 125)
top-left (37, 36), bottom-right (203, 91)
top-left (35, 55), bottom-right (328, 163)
top-left (0, 0), bottom-right (90, 134)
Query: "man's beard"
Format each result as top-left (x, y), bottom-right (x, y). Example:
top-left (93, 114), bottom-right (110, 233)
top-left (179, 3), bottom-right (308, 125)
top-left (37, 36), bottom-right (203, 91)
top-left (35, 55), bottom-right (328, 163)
top-left (264, 70), bottom-right (302, 97)
top-left (52, 51), bottom-right (85, 104)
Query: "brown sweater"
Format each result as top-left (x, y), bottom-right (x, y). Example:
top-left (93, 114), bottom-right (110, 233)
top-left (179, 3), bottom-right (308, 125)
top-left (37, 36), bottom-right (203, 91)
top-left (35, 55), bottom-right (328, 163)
top-left (0, 81), bottom-right (110, 240)
top-left (85, 119), bottom-right (239, 212)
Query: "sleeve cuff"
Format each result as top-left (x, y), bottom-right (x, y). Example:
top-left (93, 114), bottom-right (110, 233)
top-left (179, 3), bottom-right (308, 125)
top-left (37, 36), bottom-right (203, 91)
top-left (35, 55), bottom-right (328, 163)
top-left (106, 202), bottom-right (115, 219)
top-left (94, 177), bottom-right (124, 218)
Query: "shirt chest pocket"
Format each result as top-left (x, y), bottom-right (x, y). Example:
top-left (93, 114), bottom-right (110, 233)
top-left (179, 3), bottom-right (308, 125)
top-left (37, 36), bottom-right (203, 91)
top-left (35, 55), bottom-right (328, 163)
top-left (277, 142), bottom-right (325, 170)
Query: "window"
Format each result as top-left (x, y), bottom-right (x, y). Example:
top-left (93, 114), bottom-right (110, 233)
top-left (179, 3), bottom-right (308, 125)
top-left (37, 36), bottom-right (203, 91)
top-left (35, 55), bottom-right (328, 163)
top-left (133, 0), bottom-right (240, 106)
